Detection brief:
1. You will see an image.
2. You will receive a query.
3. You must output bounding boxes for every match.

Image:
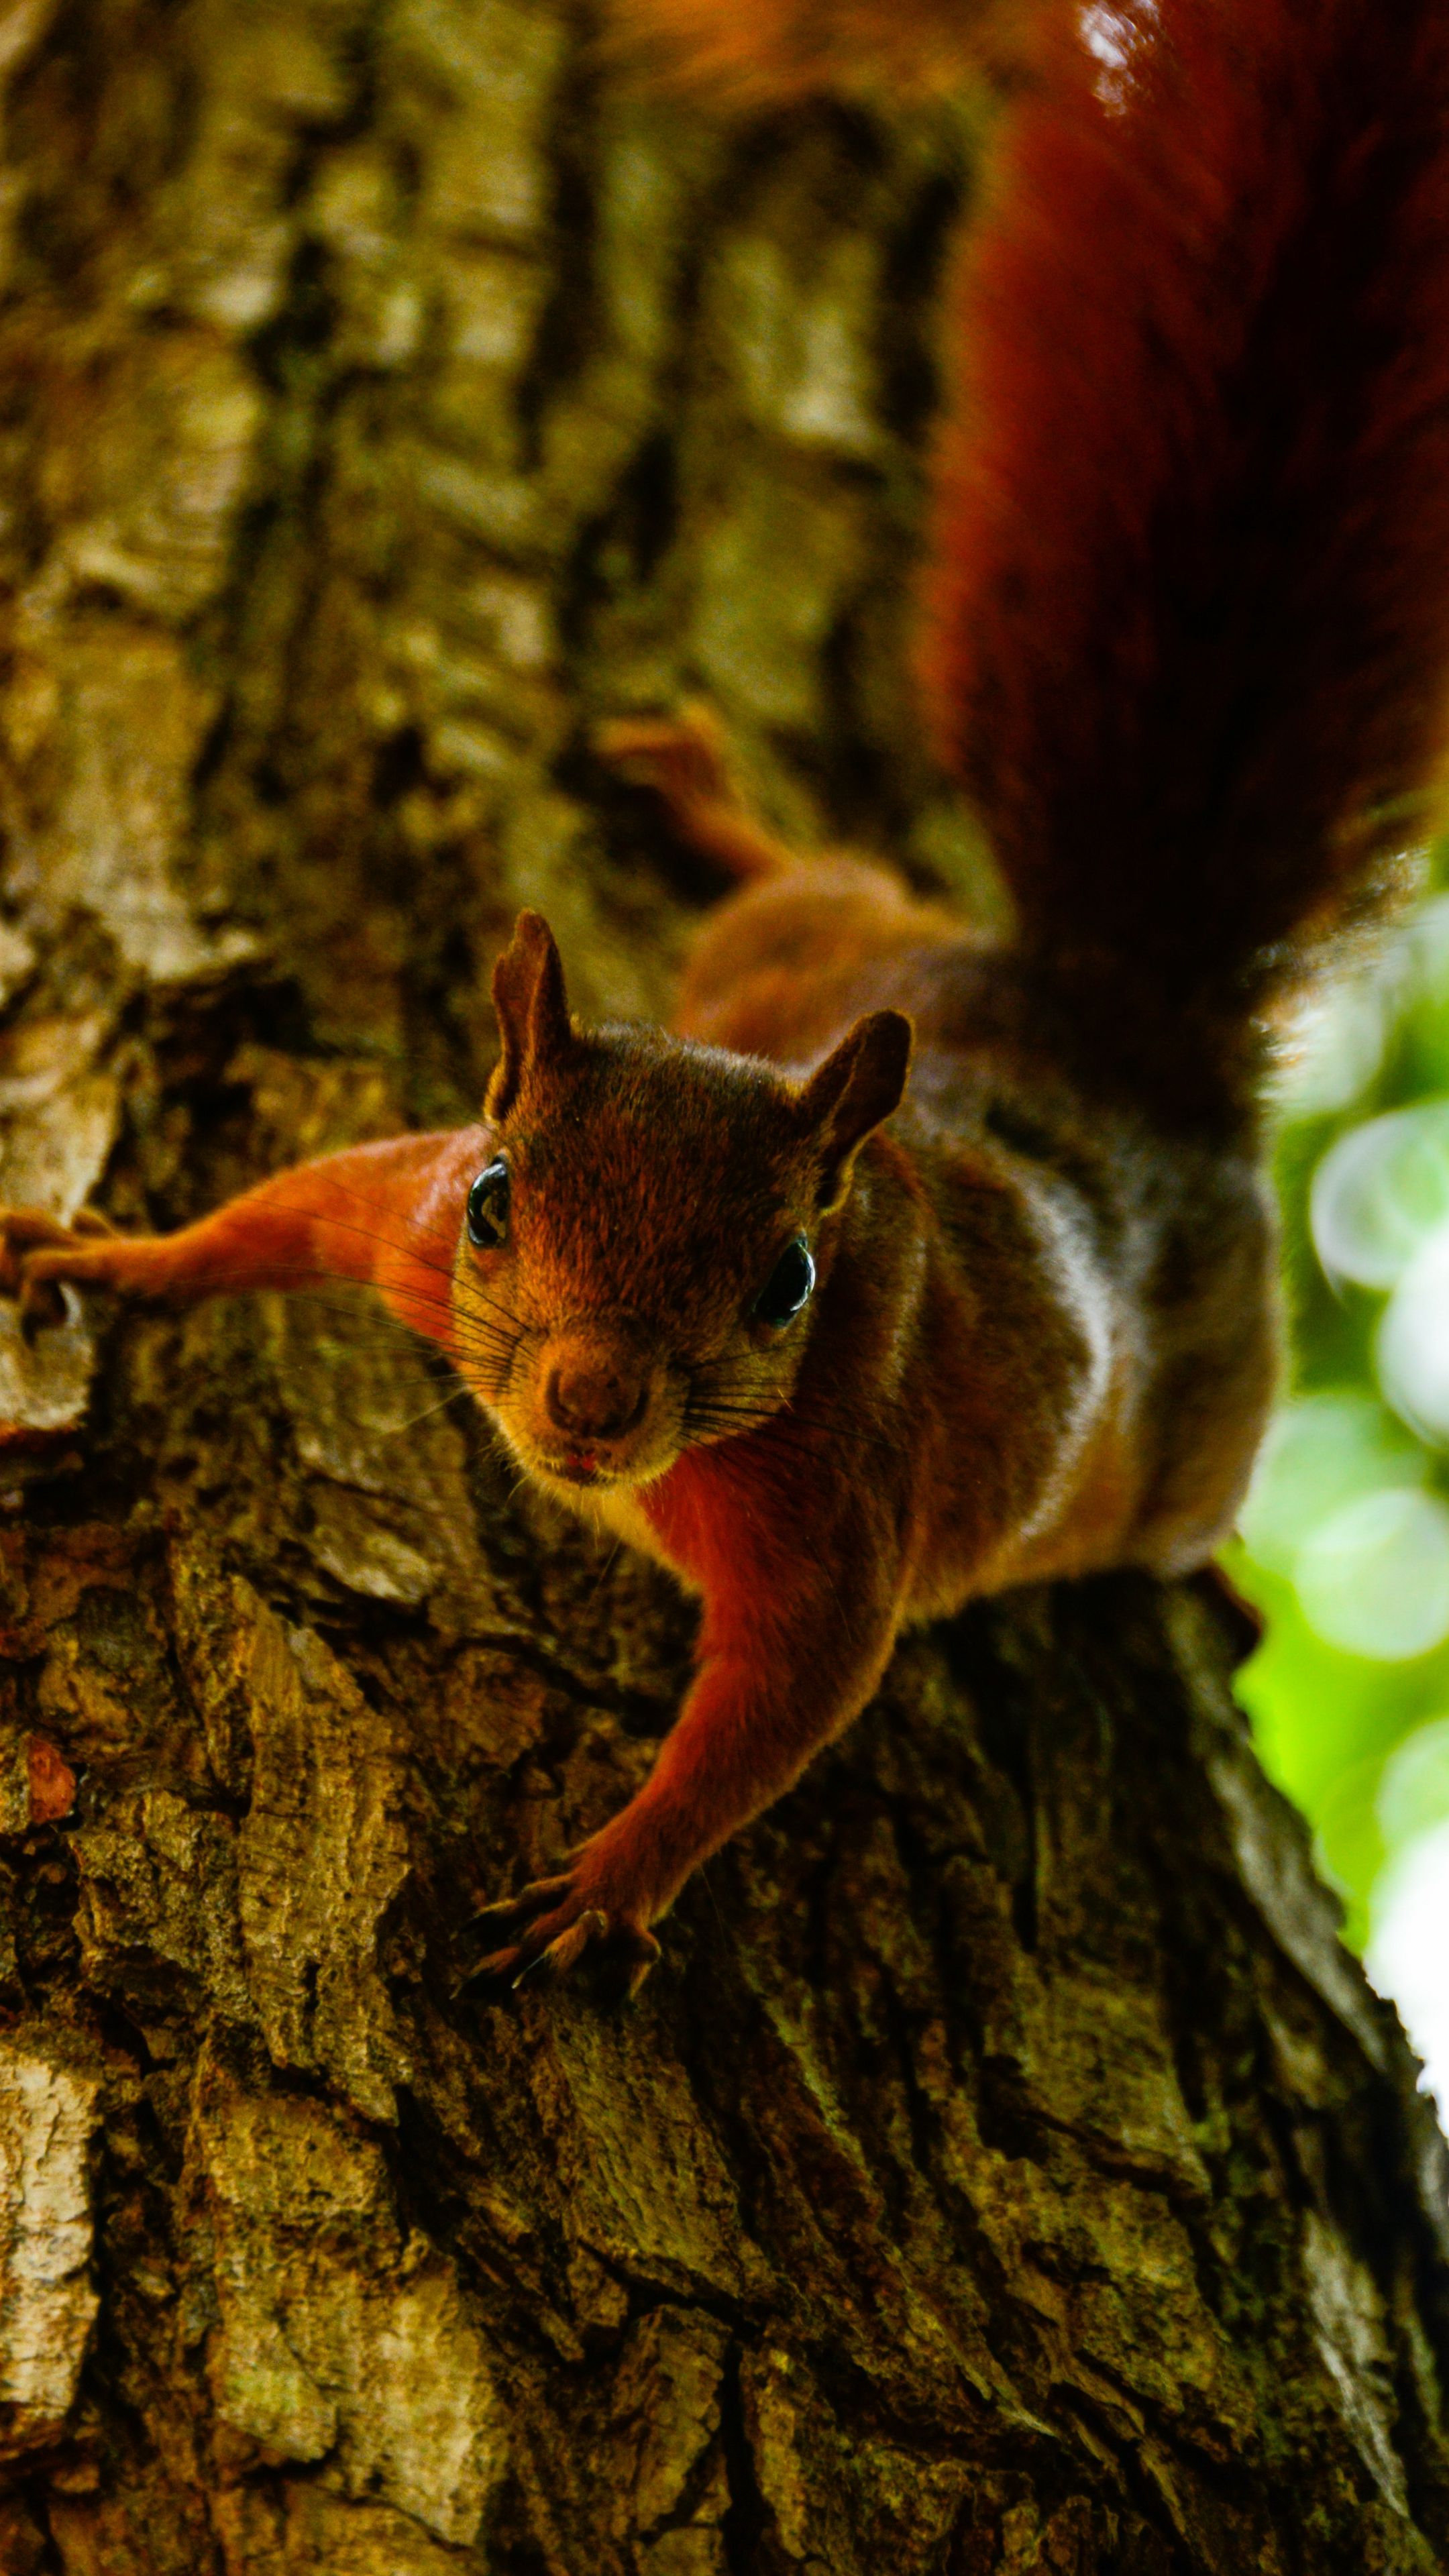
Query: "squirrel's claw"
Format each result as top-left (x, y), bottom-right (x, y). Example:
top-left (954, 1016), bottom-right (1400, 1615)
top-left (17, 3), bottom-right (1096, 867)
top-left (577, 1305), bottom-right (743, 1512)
top-left (0, 1205), bottom-right (117, 1327)
top-left (466, 1871), bottom-right (574, 1938)
top-left (461, 1872), bottom-right (660, 1998)
top-left (622, 1926), bottom-right (662, 1996)
top-left (17, 1273), bottom-right (67, 1338)
top-left (511, 1909), bottom-right (609, 1988)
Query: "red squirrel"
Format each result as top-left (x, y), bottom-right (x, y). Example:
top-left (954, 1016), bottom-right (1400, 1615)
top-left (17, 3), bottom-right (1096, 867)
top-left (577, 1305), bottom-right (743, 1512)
top-left (8, 0), bottom-right (1449, 1993)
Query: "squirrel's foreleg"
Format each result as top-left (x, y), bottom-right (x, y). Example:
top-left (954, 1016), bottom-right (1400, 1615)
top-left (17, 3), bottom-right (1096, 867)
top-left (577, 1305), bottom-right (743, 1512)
top-left (1, 1126), bottom-right (486, 1354)
top-left (470, 1487), bottom-right (902, 1991)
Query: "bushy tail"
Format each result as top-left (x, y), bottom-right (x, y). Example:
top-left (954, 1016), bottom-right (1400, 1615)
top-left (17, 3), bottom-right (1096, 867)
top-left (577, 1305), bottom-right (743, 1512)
top-left (929, 0), bottom-right (1449, 1016)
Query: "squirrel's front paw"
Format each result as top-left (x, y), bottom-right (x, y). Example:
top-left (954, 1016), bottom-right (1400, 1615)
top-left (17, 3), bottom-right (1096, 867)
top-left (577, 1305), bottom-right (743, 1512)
top-left (464, 1862), bottom-right (663, 1998)
top-left (0, 1207), bottom-right (116, 1330)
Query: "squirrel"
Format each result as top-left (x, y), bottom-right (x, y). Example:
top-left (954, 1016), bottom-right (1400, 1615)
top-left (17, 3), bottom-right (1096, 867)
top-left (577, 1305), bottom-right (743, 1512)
top-left (7, 0), bottom-right (1449, 1994)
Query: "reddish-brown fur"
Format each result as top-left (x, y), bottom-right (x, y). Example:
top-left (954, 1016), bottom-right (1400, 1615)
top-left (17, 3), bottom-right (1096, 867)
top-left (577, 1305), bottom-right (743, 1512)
top-left (7, 0), bottom-right (1449, 1990)
top-left (930, 0), bottom-right (1449, 1066)
top-left (3, 1132), bottom-right (486, 1354)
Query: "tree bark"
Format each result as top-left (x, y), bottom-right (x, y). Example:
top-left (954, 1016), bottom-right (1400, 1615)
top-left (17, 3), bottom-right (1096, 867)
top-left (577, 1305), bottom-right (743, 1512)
top-left (0, 4), bottom-right (1446, 2569)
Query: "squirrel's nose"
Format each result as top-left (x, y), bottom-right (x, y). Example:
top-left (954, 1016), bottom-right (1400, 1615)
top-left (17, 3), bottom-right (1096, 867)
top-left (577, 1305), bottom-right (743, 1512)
top-left (545, 1354), bottom-right (647, 1442)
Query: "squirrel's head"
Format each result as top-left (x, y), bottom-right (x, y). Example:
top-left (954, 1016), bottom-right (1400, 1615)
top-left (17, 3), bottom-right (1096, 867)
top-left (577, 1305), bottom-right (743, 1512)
top-left (451, 910), bottom-right (912, 1497)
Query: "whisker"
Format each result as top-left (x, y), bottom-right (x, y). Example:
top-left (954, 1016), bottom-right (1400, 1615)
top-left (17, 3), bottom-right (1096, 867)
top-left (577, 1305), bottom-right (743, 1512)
top-left (219, 1373), bottom-right (482, 1448)
top-left (584, 1541), bottom-right (626, 1607)
top-left (365, 1384), bottom-right (476, 1436)
top-left (49, 1254), bottom-right (521, 1357)
top-left (250, 1177), bottom-right (466, 1273)
top-left (82, 1163), bottom-right (529, 1336)
top-left (695, 1362), bottom-right (926, 1425)
top-left (694, 1365), bottom-right (929, 1438)
top-left (39, 1272), bottom-right (521, 1405)
top-left (682, 1394), bottom-right (912, 1466)
top-left (285, 1175), bottom-right (529, 1319)
top-left (258, 1193), bottom-right (527, 1334)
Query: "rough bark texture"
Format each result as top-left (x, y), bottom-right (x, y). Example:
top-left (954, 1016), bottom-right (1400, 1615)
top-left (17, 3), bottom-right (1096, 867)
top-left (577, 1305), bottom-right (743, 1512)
top-left (0, 4), bottom-right (1447, 2569)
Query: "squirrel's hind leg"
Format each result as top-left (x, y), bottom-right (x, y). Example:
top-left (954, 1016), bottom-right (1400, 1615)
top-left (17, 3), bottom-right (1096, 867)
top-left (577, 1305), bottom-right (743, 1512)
top-left (597, 702), bottom-right (803, 883)
top-left (598, 701), bottom-right (963, 1059)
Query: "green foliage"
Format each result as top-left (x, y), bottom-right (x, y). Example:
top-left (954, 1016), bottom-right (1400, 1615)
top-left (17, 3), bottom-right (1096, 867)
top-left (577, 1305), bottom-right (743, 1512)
top-left (1232, 887), bottom-right (1449, 1960)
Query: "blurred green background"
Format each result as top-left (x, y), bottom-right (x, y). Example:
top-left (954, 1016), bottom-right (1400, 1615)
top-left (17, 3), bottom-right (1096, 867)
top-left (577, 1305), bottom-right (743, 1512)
top-left (1232, 875), bottom-right (1449, 2110)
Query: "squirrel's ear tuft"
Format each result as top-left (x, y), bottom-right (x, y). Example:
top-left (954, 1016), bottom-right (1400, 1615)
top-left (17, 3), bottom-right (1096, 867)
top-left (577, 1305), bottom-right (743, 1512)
top-left (486, 911), bottom-right (576, 1120)
top-left (797, 1008), bottom-right (912, 1211)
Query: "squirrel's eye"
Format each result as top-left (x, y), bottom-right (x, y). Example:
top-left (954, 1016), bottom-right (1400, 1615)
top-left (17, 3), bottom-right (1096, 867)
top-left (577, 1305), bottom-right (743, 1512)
top-left (467, 1158), bottom-right (510, 1250)
top-left (754, 1236), bottom-right (815, 1327)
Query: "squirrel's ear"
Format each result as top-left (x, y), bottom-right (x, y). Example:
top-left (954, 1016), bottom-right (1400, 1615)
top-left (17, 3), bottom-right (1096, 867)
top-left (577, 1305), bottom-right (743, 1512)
top-left (486, 910), bottom-right (576, 1120)
top-left (796, 1008), bottom-right (912, 1211)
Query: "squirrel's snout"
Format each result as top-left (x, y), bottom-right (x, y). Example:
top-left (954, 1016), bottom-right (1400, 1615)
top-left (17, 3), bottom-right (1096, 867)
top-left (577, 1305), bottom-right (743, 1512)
top-left (544, 1350), bottom-right (648, 1443)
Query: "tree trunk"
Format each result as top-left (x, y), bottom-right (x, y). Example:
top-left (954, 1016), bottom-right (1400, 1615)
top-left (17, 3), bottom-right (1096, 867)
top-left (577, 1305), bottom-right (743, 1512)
top-left (0, 4), bottom-right (1446, 2569)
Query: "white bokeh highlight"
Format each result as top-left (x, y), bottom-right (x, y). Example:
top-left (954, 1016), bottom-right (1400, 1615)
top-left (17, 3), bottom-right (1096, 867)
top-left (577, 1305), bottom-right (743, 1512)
top-left (1263, 905), bottom-right (1449, 2136)
top-left (1379, 1224), bottom-right (1449, 1446)
top-left (1294, 1487), bottom-right (1449, 1662)
top-left (1238, 1391), bottom-right (1425, 1574)
top-left (1366, 1818), bottom-right (1449, 2119)
top-left (1311, 1102), bottom-right (1449, 1289)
